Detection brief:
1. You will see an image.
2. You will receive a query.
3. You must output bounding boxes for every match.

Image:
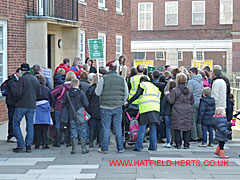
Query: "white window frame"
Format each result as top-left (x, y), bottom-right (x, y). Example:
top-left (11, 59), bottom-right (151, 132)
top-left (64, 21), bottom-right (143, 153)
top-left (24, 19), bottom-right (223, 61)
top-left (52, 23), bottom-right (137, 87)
top-left (192, 1), bottom-right (206, 25)
top-left (80, 30), bottom-right (85, 65)
top-left (116, 35), bottom-right (122, 59)
top-left (98, 33), bottom-right (106, 67)
top-left (0, 21), bottom-right (7, 87)
top-left (116, 0), bottom-right (122, 13)
top-left (165, 1), bottom-right (178, 26)
top-left (196, 51), bottom-right (204, 61)
top-left (219, 0), bottom-right (233, 24)
top-left (134, 52), bottom-right (146, 60)
top-left (177, 51), bottom-right (183, 61)
top-left (155, 51), bottom-right (165, 60)
top-left (138, 2), bottom-right (153, 30)
top-left (98, 0), bottom-right (106, 8)
top-left (38, 0), bottom-right (44, 15)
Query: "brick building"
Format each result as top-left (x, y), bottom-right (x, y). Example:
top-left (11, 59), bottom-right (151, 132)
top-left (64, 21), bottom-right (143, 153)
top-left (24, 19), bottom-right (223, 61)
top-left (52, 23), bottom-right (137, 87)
top-left (0, 0), bottom-right (131, 122)
top-left (131, 0), bottom-right (240, 73)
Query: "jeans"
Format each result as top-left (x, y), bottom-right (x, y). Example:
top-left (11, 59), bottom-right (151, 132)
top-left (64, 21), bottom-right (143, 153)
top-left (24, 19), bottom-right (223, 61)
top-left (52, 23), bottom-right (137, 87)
top-left (191, 105), bottom-right (202, 140)
top-left (164, 116), bottom-right (171, 144)
top-left (101, 107), bottom-right (123, 152)
top-left (70, 119), bottom-right (88, 139)
top-left (54, 110), bottom-right (61, 129)
top-left (175, 130), bottom-right (191, 147)
top-left (7, 104), bottom-right (15, 139)
top-left (13, 108), bottom-right (35, 148)
top-left (202, 125), bottom-right (213, 145)
top-left (135, 123), bottom-right (157, 151)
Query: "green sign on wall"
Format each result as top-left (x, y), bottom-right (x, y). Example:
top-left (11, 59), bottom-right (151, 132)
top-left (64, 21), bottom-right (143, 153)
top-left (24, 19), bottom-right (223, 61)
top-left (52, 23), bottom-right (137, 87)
top-left (88, 39), bottom-right (104, 59)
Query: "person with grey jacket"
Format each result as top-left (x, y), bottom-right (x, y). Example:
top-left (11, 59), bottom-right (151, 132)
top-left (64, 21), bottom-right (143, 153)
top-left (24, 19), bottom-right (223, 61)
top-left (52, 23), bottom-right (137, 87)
top-left (187, 67), bottom-right (203, 141)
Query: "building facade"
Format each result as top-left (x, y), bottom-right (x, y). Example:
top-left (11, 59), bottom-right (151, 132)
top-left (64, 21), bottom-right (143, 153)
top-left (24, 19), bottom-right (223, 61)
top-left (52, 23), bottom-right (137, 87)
top-left (0, 0), bottom-right (131, 122)
top-left (131, 0), bottom-right (240, 73)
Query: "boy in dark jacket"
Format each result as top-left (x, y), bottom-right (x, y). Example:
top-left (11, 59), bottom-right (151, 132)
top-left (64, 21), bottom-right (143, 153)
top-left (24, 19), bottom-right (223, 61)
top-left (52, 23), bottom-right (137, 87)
top-left (226, 94), bottom-right (234, 140)
top-left (213, 107), bottom-right (231, 159)
top-left (53, 68), bottom-right (65, 88)
top-left (197, 87), bottom-right (215, 147)
top-left (63, 78), bottom-right (89, 154)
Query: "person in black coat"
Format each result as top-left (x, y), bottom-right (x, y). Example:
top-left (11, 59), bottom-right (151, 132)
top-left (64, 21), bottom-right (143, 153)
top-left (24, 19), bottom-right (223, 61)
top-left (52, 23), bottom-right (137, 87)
top-left (33, 64), bottom-right (52, 90)
top-left (85, 57), bottom-right (97, 73)
top-left (5, 68), bottom-right (22, 142)
top-left (197, 87), bottom-right (216, 147)
top-left (53, 68), bottom-right (65, 88)
top-left (86, 74), bottom-right (102, 148)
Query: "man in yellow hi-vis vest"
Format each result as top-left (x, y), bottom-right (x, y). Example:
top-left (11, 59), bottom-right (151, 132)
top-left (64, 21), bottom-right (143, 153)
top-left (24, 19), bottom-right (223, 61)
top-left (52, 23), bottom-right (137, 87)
top-left (126, 76), bottom-right (160, 151)
top-left (128, 65), bottom-right (149, 105)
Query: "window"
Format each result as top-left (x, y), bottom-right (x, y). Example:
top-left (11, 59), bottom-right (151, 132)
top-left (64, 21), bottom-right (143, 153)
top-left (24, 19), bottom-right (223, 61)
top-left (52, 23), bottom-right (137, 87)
top-left (0, 21), bottom-right (7, 86)
top-left (38, 0), bottom-right (44, 15)
top-left (98, 33), bottom-right (106, 67)
top-left (220, 0), bottom-right (233, 24)
top-left (165, 1), bottom-right (178, 26)
top-left (156, 51), bottom-right (165, 60)
top-left (192, 1), bottom-right (205, 25)
top-left (116, 35), bottom-right (122, 59)
top-left (98, 0), bottom-right (105, 8)
top-left (80, 30), bottom-right (85, 65)
top-left (196, 51), bottom-right (204, 60)
top-left (138, 2), bottom-right (153, 30)
top-left (135, 52), bottom-right (145, 60)
top-left (116, 0), bottom-right (122, 13)
top-left (177, 51), bottom-right (183, 61)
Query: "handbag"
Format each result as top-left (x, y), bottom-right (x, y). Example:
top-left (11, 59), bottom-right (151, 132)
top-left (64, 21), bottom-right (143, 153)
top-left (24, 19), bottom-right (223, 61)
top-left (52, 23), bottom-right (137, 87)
top-left (59, 105), bottom-right (69, 124)
top-left (66, 92), bottom-right (91, 124)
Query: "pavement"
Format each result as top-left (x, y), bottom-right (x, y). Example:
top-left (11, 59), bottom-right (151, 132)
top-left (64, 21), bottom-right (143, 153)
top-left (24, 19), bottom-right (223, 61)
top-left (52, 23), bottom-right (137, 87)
top-left (0, 121), bottom-right (240, 180)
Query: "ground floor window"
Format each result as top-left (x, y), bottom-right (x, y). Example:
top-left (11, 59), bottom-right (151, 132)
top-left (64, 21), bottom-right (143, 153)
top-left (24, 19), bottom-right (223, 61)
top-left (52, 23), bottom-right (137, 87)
top-left (0, 20), bottom-right (7, 86)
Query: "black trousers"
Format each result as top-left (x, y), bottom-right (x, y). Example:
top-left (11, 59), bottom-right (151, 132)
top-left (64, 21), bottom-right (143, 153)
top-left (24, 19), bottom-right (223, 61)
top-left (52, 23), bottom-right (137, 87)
top-left (34, 124), bottom-right (49, 147)
top-left (175, 130), bottom-right (191, 147)
top-left (7, 104), bottom-right (15, 139)
top-left (219, 141), bottom-right (225, 150)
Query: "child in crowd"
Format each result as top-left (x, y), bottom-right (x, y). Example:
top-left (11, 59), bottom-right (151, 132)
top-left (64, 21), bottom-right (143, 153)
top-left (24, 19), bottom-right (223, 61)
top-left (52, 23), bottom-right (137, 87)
top-left (53, 68), bottom-right (65, 88)
top-left (226, 94), bottom-right (234, 140)
top-left (63, 79), bottom-right (89, 154)
top-left (214, 107), bottom-right (231, 159)
top-left (162, 80), bottom-right (176, 148)
top-left (197, 87), bottom-right (215, 147)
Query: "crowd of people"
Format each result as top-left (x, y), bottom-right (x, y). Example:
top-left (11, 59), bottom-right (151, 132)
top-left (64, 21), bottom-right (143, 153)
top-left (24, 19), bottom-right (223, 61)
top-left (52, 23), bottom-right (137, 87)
top-left (2, 55), bottom-right (235, 159)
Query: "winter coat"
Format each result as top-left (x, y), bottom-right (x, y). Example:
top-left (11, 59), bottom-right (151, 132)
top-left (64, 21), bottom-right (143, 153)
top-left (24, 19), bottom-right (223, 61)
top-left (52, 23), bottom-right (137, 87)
top-left (197, 96), bottom-right (215, 125)
top-left (89, 66), bottom-right (97, 73)
top-left (212, 76), bottom-right (230, 100)
top-left (5, 74), bottom-right (18, 106)
top-left (54, 63), bottom-right (71, 75)
top-left (161, 95), bottom-right (172, 116)
top-left (80, 79), bottom-right (90, 94)
top-left (202, 78), bottom-right (211, 88)
top-left (63, 88), bottom-right (89, 120)
top-left (166, 84), bottom-right (194, 131)
top-left (15, 72), bottom-right (40, 108)
top-left (53, 74), bottom-right (65, 88)
top-left (214, 115), bottom-right (231, 142)
top-left (37, 85), bottom-right (55, 107)
top-left (211, 78), bottom-right (226, 108)
top-left (71, 66), bottom-right (82, 77)
top-left (51, 82), bottom-right (71, 111)
top-left (86, 84), bottom-right (101, 119)
top-left (226, 99), bottom-right (234, 121)
top-left (34, 72), bottom-right (52, 90)
top-left (187, 74), bottom-right (203, 105)
top-left (33, 100), bottom-right (52, 125)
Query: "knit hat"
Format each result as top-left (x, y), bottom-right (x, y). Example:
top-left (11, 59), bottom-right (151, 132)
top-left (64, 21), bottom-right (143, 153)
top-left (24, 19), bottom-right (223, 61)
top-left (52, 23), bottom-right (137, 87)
top-left (21, 63), bottom-right (30, 71)
top-left (213, 68), bottom-right (221, 77)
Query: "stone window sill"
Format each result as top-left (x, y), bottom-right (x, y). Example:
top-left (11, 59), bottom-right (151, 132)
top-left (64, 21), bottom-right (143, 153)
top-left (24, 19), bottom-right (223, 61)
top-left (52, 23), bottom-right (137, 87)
top-left (116, 12), bottom-right (124, 16)
top-left (78, 1), bottom-right (87, 6)
top-left (98, 6), bottom-right (108, 11)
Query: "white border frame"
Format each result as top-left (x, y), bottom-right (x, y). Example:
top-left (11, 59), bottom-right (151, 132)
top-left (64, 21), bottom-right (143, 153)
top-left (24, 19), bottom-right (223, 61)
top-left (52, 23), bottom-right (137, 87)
top-left (98, 33), bottom-right (106, 67)
top-left (0, 20), bottom-right (7, 85)
top-left (138, 2), bottom-right (153, 30)
top-left (155, 51), bottom-right (166, 60)
top-left (116, 0), bottom-right (122, 13)
top-left (165, 1), bottom-right (178, 26)
top-left (219, 0), bottom-right (233, 25)
top-left (80, 30), bottom-right (85, 65)
top-left (98, 0), bottom-right (106, 8)
top-left (192, 1), bottom-right (206, 25)
top-left (135, 52), bottom-right (146, 60)
top-left (116, 35), bottom-right (123, 59)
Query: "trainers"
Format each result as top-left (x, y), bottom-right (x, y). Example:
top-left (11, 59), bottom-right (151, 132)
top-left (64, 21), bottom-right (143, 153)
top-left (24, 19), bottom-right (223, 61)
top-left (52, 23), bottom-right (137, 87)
top-left (198, 144), bottom-right (207, 147)
top-left (7, 137), bottom-right (17, 143)
top-left (12, 147), bottom-right (25, 153)
top-left (163, 143), bottom-right (171, 148)
top-left (118, 149), bottom-right (124, 153)
top-left (26, 146), bottom-right (32, 153)
top-left (208, 144), bottom-right (214, 147)
top-left (98, 148), bottom-right (108, 154)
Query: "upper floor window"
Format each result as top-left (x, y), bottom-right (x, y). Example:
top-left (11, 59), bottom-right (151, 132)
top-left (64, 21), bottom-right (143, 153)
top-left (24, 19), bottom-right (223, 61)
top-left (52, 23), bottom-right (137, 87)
top-left (135, 52), bottom-right (146, 60)
top-left (98, 0), bottom-right (106, 8)
top-left (116, 0), bottom-right (122, 13)
top-left (220, 0), bottom-right (233, 24)
top-left (138, 2), bottom-right (153, 30)
top-left (192, 1), bottom-right (205, 25)
top-left (165, 1), bottom-right (178, 26)
top-left (0, 21), bottom-right (7, 86)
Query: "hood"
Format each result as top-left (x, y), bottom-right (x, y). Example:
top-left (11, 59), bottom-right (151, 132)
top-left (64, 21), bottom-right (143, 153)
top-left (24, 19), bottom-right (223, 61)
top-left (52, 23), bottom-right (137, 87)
top-left (191, 74), bottom-right (202, 83)
top-left (59, 63), bottom-right (69, 69)
top-left (178, 84), bottom-right (189, 95)
top-left (69, 88), bottom-right (81, 97)
top-left (8, 74), bottom-right (17, 81)
top-left (63, 82), bottom-right (72, 91)
top-left (202, 97), bottom-right (215, 106)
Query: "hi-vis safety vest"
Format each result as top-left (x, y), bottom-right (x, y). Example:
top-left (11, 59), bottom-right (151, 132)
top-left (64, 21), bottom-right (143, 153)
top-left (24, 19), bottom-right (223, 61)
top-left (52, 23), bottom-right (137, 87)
top-left (138, 82), bottom-right (161, 114)
top-left (128, 75), bottom-right (149, 104)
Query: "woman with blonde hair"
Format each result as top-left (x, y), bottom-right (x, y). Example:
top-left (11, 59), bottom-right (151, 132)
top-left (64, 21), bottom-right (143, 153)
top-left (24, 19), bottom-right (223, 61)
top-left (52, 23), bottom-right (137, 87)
top-left (71, 57), bottom-right (82, 77)
top-left (52, 71), bottom-right (76, 147)
top-left (165, 73), bottom-right (194, 149)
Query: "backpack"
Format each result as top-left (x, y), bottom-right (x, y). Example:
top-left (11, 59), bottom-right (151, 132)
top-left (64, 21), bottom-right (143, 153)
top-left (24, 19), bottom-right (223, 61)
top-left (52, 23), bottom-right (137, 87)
top-left (126, 112), bottom-right (140, 142)
top-left (0, 80), bottom-right (8, 96)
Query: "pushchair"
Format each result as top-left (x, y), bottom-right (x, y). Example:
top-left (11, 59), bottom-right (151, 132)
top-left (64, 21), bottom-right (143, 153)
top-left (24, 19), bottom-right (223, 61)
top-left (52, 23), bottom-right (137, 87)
top-left (122, 105), bottom-right (140, 148)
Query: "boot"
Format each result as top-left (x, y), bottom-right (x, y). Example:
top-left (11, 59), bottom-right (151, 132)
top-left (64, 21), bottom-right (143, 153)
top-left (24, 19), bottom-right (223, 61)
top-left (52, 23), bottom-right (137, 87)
top-left (71, 138), bottom-right (78, 154)
top-left (53, 129), bottom-right (61, 147)
top-left (60, 129), bottom-right (65, 145)
top-left (219, 150), bottom-right (229, 159)
top-left (80, 138), bottom-right (89, 154)
top-left (97, 129), bottom-right (102, 148)
top-left (89, 130), bottom-right (94, 148)
top-left (65, 128), bottom-right (71, 147)
top-left (214, 146), bottom-right (220, 156)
